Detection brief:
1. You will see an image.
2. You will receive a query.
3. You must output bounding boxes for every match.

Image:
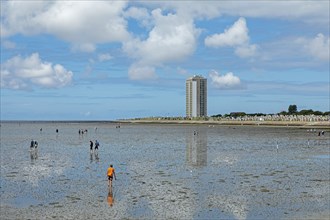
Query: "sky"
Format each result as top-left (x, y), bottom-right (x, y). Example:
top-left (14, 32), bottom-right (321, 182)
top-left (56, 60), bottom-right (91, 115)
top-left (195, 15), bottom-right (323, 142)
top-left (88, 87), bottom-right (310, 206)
top-left (1, 0), bottom-right (329, 120)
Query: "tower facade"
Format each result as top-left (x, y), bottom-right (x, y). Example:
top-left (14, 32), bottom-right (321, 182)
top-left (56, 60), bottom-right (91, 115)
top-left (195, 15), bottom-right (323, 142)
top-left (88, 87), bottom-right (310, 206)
top-left (186, 75), bottom-right (207, 118)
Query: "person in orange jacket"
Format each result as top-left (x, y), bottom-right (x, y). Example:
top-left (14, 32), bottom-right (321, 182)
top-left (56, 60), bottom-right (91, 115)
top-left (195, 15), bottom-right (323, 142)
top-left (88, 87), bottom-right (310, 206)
top-left (107, 164), bottom-right (116, 188)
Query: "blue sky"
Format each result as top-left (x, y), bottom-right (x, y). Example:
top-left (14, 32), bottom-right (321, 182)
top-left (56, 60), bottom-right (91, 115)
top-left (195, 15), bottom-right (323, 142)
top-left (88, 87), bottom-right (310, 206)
top-left (1, 0), bottom-right (329, 120)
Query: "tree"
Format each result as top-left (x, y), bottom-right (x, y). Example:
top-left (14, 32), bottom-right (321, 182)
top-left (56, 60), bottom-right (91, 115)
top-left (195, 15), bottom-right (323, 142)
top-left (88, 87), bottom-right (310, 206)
top-left (211, 114), bottom-right (222, 117)
top-left (288, 105), bottom-right (297, 114)
top-left (230, 112), bottom-right (246, 118)
top-left (299, 109), bottom-right (314, 115)
top-left (279, 111), bottom-right (288, 115)
top-left (313, 111), bottom-right (323, 115)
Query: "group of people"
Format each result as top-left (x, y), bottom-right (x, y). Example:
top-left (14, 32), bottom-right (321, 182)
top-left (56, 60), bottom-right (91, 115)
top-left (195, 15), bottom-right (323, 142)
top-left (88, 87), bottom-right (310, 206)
top-left (89, 140), bottom-right (100, 152)
top-left (29, 139), bottom-right (38, 161)
top-left (88, 141), bottom-right (116, 189)
top-left (30, 139), bottom-right (38, 149)
top-left (79, 129), bottom-right (88, 134)
top-left (29, 136), bottom-right (116, 206)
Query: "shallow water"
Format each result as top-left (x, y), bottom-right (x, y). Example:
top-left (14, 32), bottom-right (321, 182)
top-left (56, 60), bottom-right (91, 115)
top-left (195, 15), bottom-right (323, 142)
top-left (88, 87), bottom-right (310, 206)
top-left (0, 122), bottom-right (329, 219)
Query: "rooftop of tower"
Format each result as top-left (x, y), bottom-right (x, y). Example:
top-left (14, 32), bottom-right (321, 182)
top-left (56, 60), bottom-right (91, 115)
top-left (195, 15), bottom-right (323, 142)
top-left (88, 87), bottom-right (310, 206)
top-left (187, 75), bottom-right (206, 80)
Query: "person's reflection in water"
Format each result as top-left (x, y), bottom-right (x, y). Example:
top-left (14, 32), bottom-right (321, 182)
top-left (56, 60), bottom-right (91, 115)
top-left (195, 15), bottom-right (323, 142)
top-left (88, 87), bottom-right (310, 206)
top-left (95, 151), bottom-right (99, 162)
top-left (107, 187), bottom-right (114, 207)
top-left (30, 149), bottom-right (38, 164)
top-left (90, 152), bottom-right (94, 163)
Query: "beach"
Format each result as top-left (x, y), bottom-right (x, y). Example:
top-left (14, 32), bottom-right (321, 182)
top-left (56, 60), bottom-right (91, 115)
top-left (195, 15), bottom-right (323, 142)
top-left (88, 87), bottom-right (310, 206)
top-left (119, 118), bottom-right (330, 129)
top-left (1, 121), bottom-right (329, 219)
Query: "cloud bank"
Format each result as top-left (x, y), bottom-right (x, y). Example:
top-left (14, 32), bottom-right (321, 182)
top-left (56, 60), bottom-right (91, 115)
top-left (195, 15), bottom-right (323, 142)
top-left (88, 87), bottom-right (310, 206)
top-left (1, 1), bottom-right (328, 81)
top-left (1, 53), bottom-right (73, 90)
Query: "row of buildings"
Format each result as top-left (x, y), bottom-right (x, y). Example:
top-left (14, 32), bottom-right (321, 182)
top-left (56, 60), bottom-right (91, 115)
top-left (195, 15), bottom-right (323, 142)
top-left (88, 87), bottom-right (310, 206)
top-left (186, 75), bottom-right (329, 121)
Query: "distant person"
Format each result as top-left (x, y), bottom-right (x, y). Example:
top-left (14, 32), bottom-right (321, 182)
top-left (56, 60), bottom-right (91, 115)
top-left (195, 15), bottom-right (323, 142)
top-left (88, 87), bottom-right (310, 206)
top-left (90, 140), bottom-right (94, 152)
top-left (30, 139), bottom-right (35, 148)
top-left (56, 129), bottom-right (59, 133)
top-left (95, 140), bottom-right (100, 151)
top-left (107, 164), bottom-right (116, 188)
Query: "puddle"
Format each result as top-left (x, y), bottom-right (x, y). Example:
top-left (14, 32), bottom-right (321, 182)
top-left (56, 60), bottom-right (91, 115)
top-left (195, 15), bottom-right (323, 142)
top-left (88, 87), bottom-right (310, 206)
top-left (12, 195), bottom-right (41, 208)
top-left (313, 154), bottom-right (330, 159)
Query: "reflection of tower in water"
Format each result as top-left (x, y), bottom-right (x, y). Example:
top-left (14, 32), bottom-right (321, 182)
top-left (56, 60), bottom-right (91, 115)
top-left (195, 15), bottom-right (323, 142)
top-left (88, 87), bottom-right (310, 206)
top-left (186, 128), bottom-right (207, 167)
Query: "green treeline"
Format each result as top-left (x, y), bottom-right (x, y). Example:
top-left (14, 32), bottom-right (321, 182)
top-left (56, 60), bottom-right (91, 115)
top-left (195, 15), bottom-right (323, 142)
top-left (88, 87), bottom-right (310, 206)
top-left (212, 104), bottom-right (329, 118)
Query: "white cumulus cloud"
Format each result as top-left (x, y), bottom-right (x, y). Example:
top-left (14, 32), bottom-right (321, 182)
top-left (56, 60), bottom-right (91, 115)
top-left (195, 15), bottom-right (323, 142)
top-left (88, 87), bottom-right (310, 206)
top-left (306, 33), bottom-right (330, 61)
top-left (205, 17), bottom-right (258, 58)
top-left (1, 1), bottom-right (130, 47)
top-left (123, 8), bottom-right (199, 80)
top-left (124, 6), bottom-right (152, 29)
top-left (1, 53), bottom-right (73, 90)
top-left (209, 70), bottom-right (242, 89)
top-left (205, 17), bottom-right (249, 47)
top-left (291, 33), bottom-right (330, 62)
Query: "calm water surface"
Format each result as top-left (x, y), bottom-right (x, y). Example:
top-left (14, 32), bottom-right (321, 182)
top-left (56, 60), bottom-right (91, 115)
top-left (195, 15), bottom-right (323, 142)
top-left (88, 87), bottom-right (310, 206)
top-left (1, 122), bottom-right (329, 219)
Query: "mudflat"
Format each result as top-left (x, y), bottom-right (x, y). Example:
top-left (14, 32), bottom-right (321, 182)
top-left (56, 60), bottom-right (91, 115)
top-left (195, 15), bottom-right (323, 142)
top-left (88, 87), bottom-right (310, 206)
top-left (1, 122), bottom-right (329, 219)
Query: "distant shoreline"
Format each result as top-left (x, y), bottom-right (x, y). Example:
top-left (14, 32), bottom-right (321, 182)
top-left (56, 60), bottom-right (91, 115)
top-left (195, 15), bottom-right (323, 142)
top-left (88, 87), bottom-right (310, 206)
top-left (1, 119), bottom-right (329, 129)
top-left (117, 119), bottom-right (330, 129)
top-left (0, 120), bottom-right (117, 123)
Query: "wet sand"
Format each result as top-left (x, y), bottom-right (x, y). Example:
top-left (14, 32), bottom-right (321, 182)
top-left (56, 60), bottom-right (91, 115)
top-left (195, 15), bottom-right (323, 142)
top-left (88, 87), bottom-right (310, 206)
top-left (1, 122), bottom-right (329, 219)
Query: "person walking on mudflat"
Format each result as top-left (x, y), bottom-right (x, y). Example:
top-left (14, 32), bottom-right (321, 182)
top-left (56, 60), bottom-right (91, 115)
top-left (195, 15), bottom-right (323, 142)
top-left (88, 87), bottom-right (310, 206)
top-left (107, 164), bottom-right (116, 188)
top-left (95, 140), bottom-right (100, 151)
top-left (90, 140), bottom-right (93, 152)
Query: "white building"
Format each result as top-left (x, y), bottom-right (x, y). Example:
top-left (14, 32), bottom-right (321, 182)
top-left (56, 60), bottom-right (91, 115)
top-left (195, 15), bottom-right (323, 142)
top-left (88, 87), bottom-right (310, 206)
top-left (186, 75), bottom-right (207, 118)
